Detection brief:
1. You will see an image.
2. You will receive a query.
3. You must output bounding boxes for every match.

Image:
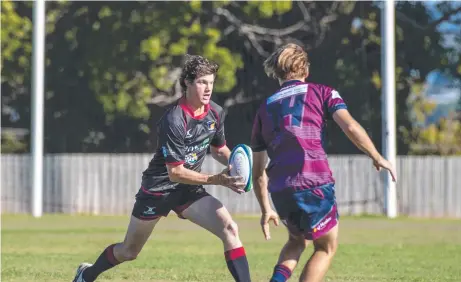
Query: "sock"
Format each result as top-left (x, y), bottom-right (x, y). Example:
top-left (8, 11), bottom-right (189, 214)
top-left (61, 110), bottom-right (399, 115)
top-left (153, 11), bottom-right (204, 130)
top-left (270, 264), bottom-right (292, 282)
top-left (82, 244), bottom-right (121, 282)
top-left (224, 246), bottom-right (251, 282)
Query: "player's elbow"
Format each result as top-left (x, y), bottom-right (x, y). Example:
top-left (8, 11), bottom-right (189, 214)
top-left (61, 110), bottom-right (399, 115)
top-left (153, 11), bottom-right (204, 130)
top-left (210, 148), bottom-right (221, 160)
top-left (333, 109), bottom-right (359, 135)
top-left (252, 167), bottom-right (267, 184)
top-left (343, 122), bottom-right (360, 135)
top-left (166, 164), bottom-right (184, 182)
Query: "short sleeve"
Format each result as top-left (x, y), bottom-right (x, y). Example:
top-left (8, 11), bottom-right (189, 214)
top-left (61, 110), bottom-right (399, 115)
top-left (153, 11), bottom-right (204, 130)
top-left (324, 87), bottom-right (347, 118)
top-left (211, 111), bottom-right (226, 148)
top-left (158, 114), bottom-right (186, 166)
top-left (250, 109), bottom-right (267, 152)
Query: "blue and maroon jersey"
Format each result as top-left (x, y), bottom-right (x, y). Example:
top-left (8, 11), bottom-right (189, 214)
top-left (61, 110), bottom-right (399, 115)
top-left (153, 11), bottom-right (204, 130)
top-left (251, 80), bottom-right (347, 192)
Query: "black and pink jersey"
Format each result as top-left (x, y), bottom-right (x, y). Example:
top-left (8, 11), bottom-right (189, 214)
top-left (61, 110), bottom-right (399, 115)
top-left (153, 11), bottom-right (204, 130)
top-left (251, 80), bottom-right (347, 192)
top-left (141, 97), bottom-right (226, 192)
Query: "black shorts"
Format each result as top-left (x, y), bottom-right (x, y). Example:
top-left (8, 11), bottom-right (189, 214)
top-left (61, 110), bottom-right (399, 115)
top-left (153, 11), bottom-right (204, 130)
top-left (132, 185), bottom-right (210, 220)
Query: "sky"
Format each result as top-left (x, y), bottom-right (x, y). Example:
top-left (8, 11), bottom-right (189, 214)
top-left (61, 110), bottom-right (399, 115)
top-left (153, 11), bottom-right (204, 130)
top-left (424, 1), bottom-right (461, 50)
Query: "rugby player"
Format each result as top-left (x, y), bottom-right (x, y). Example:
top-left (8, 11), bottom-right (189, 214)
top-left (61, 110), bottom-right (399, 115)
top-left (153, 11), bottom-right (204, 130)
top-left (73, 55), bottom-right (251, 282)
top-left (250, 43), bottom-right (397, 282)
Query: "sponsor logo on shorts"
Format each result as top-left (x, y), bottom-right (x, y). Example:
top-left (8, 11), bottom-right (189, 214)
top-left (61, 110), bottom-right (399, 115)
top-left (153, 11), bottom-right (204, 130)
top-left (162, 146), bottom-right (168, 158)
top-left (313, 217), bottom-right (332, 233)
top-left (143, 206), bottom-right (156, 215)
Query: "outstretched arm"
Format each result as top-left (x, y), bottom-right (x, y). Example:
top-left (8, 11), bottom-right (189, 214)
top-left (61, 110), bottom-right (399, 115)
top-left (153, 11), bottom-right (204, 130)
top-left (252, 151), bottom-right (279, 240)
top-left (333, 109), bottom-right (397, 181)
top-left (252, 151), bottom-right (271, 214)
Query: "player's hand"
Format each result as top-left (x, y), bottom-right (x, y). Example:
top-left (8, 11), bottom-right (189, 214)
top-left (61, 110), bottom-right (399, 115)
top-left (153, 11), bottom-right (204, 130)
top-left (212, 165), bottom-right (246, 194)
top-left (260, 209), bottom-right (279, 240)
top-left (373, 156), bottom-right (397, 182)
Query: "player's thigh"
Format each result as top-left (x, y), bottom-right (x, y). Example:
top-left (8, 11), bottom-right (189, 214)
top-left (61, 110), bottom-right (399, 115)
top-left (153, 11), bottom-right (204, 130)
top-left (121, 215), bottom-right (160, 254)
top-left (312, 223), bottom-right (338, 254)
top-left (180, 194), bottom-right (235, 238)
top-left (126, 192), bottom-right (172, 251)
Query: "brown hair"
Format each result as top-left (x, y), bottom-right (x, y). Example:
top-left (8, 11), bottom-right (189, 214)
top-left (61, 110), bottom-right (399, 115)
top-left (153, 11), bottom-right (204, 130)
top-left (180, 55), bottom-right (219, 94)
top-left (263, 43), bottom-right (309, 81)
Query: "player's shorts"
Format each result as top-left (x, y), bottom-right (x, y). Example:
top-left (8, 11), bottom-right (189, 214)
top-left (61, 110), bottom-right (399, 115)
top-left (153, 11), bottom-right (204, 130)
top-left (132, 185), bottom-right (210, 221)
top-left (271, 183), bottom-right (339, 240)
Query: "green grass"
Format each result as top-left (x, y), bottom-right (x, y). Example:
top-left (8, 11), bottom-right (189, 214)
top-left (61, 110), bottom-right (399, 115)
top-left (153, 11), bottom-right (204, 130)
top-left (2, 214), bottom-right (461, 281)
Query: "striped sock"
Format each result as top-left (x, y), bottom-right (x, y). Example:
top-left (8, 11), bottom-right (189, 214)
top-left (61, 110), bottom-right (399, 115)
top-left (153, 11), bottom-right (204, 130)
top-left (270, 264), bottom-right (292, 282)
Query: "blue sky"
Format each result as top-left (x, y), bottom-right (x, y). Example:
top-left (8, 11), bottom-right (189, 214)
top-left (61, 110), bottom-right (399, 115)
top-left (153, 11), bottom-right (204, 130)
top-left (425, 1), bottom-right (461, 32)
top-left (424, 1), bottom-right (461, 50)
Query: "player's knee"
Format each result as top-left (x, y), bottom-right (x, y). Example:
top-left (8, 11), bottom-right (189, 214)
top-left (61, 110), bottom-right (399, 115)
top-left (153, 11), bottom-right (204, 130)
top-left (288, 234), bottom-right (308, 250)
top-left (223, 220), bottom-right (239, 239)
top-left (314, 237), bottom-right (338, 256)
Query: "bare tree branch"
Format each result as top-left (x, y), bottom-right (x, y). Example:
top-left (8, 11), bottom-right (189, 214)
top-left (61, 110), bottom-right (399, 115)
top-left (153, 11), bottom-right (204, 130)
top-left (429, 7), bottom-right (461, 28)
top-left (223, 90), bottom-right (263, 109)
top-left (148, 80), bottom-right (183, 106)
top-left (146, 68), bottom-right (183, 106)
top-left (396, 7), bottom-right (461, 31)
top-left (223, 25), bottom-right (236, 36)
top-left (214, 7), bottom-right (310, 37)
top-left (247, 33), bottom-right (269, 56)
top-left (214, 2), bottom-right (344, 57)
top-left (396, 11), bottom-right (429, 30)
top-left (297, 1), bottom-right (311, 21)
top-left (320, 14), bottom-right (338, 26)
top-left (149, 2), bottom-right (346, 106)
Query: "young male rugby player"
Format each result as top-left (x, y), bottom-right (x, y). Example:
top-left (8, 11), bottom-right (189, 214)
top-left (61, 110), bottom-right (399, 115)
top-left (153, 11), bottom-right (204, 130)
top-left (251, 43), bottom-right (397, 282)
top-left (73, 55), bottom-right (251, 282)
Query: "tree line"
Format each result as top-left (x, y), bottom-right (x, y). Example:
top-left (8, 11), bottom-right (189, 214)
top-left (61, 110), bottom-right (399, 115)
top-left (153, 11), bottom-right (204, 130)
top-left (2, 1), bottom-right (460, 155)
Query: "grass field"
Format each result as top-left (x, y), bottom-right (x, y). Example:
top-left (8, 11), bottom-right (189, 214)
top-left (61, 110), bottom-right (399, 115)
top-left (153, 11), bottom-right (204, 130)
top-left (2, 214), bottom-right (461, 282)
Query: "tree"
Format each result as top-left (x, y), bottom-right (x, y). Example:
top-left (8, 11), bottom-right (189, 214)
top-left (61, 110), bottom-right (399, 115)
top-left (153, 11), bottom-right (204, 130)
top-left (1, 1), bottom-right (33, 153)
top-left (2, 1), bottom-right (346, 153)
top-left (397, 2), bottom-right (461, 155)
top-left (2, 1), bottom-right (459, 155)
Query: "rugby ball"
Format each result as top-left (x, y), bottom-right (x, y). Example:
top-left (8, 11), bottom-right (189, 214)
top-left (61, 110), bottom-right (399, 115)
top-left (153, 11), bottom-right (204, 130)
top-left (229, 144), bottom-right (253, 192)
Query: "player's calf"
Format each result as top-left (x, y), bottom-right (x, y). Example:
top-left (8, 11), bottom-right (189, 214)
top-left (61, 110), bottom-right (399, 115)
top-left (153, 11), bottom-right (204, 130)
top-left (80, 241), bottom-right (143, 282)
top-left (222, 221), bottom-right (251, 282)
top-left (77, 216), bottom-right (158, 282)
top-left (299, 225), bottom-right (338, 282)
top-left (80, 243), bottom-right (121, 282)
top-left (81, 240), bottom-right (143, 282)
top-left (270, 233), bottom-right (308, 282)
top-left (181, 195), bottom-right (252, 282)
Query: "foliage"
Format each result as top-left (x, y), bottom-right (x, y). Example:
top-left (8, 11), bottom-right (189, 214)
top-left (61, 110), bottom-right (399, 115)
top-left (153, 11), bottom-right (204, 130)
top-left (401, 81), bottom-right (461, 155)
top-left (1, 1), bottom-right (460, 154)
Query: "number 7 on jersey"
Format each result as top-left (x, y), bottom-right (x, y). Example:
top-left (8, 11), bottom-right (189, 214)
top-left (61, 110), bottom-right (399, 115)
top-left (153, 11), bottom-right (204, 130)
top-left (267, 93), bottom-right (306, 132)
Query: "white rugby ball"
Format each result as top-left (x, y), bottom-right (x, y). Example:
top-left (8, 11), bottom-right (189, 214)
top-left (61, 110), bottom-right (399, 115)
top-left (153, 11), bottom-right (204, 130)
top-left (229, 144), bottom-right (253, 192)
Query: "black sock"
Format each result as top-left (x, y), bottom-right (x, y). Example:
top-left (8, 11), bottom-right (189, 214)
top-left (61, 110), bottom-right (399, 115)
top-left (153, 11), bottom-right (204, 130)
top-left (82, 244), bottom-right (121, 282)
top-left (224, 246), bottom-right (251, 282)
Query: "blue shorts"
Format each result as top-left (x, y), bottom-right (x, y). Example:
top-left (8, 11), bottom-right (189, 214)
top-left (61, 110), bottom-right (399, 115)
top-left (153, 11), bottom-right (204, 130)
top-left (271, 183), bottom-right (339, 240)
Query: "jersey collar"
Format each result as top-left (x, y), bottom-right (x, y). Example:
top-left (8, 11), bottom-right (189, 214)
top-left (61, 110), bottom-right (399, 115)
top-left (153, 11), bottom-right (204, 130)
top-left (281, 80), bottom-right (304, 88)
top-left (179, 97), bottom-right (210, 120)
